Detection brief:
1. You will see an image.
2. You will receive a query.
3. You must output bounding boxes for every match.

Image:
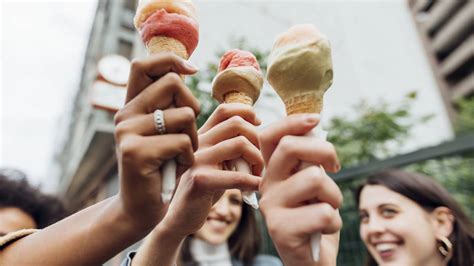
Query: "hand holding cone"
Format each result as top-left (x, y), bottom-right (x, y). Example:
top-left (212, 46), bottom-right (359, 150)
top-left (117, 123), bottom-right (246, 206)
top-left (134, 0), bottom-right (199, 203)
top-left (267, 24), bottom-right (334, 262)
top-left (212, 49), bottom-right (263, 208)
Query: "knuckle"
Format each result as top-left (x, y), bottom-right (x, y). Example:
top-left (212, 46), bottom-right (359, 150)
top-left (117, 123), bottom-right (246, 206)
top-left (214, 104), bottom-right (230, 118)
top-left (130, 58), bottom-right (144, 73)
top-left (278, 136), bottom-right (296, 155)
top-left (228, 116), bottom-right (246, 131)
top-left (114, 121), bottom-right (130, 141)
top-left (323, 141), bottom-right (337, 158)
top-left (266, 217), bottom-right (282, 237)
top-left (318, 203), bottom-right (335, 225)
top-left (162, 72), bottom-right (182, 85)
top-left (309, 166), bottom-right (324, 182)
top-left (188, 169), bottom-right (206, 189)
top-left (334, 213), bottom-right (343, 230)
top-left (118, 138), bottom-right (138, 162)
top-left (114, 110), bottom-right (126, 125)
top-left (258, 130), bottom-right (270, 146)
top-left (234, 135), bottom-right (249, 149)
top-left (177, 134), bottom-right (192, 150)
top-left (181, 106), bottom-right (197, 123)
top-left (258, 196), bottom-right (271, 213)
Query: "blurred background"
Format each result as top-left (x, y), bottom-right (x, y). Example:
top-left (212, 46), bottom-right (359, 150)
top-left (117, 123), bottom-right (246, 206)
top-left (1, 0), bottom-right (473, 265)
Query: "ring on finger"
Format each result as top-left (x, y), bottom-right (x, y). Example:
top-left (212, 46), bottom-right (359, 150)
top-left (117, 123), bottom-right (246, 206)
top-left (154, 109), bottom-right (167, 135)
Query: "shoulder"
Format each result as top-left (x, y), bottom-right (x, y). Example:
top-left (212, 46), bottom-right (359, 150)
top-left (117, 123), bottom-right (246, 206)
top-left (232, 254), bottom-right (282, 266)
top-left (0, 229), bottom-right (39, 249)
top-left (250, 254), bottom-right (282, 266)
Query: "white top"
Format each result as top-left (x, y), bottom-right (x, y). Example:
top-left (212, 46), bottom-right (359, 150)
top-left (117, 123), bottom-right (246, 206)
top-left (190, 238), bottom-right (232, 266)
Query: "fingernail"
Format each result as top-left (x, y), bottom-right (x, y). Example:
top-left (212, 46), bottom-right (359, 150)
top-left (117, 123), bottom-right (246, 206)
top-left (334, 162), bottom-right (341, 172)
top-left (306, 113), bottom-right (320, 124)
top-left (183, 60), bottom-right (199, 71)
top-left (255, 116), bottom-right (262, 125)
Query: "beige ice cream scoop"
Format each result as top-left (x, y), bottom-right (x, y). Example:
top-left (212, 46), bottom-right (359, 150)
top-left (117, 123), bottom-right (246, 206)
top-left (267, 24), bottom-right (333, 115)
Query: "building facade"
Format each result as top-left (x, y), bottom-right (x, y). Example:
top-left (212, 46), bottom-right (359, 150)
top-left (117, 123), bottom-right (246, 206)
top-left (408, 0), bottom-right (473, 122)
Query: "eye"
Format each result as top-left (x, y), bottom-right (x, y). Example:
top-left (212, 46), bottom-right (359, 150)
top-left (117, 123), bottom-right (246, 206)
top-left (359, 212), bottom-right (369, 223)
top-left (230, 197), bottom-right (242, 205)
top-left (381, 208), bottom-right (397, 218)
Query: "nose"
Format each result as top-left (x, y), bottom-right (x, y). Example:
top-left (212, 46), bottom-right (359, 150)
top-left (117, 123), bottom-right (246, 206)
top-left (364, 216), bottom-right (386, 235)
top-left (212, 197), bottom-right (231, 217)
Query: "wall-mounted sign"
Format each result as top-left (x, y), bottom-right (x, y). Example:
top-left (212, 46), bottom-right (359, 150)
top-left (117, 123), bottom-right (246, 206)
top-left (97, 55), bottom-right (131, 86)
top-left (90, 81), bottom-right (126, 112)
top-left (91, 55), bottom-right (131, 112)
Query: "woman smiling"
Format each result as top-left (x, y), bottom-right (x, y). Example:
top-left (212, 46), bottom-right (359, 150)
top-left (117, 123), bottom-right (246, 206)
top-left (356, 169), bottom-right (473, 266)
top-left (180, 188), bottom-right (280, 265)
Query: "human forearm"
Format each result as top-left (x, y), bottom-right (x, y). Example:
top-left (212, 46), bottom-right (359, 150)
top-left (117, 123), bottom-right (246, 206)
top-left (0, 196), bottom-right (151, 265)
top-left (131, 223), bottom-right (186, 266)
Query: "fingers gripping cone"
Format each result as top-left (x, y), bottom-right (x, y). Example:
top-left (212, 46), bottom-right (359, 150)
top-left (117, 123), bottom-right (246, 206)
top-left (267, 24), bottom-right (333, 261)
top-left (135, 0), bottom-right (199, 203)
top-left (212, 49), bottom-right (263, 209)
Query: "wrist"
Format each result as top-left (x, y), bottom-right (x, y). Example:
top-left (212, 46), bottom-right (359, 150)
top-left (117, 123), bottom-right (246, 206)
top-left (113, 195), bottom-right (158, 237)
top-left (151, 221), bottom-right (187, 246)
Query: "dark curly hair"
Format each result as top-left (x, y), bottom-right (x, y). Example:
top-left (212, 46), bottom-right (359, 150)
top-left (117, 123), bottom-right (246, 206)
top-left (0, 168), bottom-right (68, 229)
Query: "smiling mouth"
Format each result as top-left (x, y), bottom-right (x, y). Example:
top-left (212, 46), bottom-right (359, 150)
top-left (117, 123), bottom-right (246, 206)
top-left (206, 217), bottom-right (231, 231)
top-left (374, 242), bottom-right (399, 260)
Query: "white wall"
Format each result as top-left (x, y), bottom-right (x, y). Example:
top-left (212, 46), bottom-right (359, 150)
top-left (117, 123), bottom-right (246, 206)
top-left (191, 0), bottom-right (453, 154)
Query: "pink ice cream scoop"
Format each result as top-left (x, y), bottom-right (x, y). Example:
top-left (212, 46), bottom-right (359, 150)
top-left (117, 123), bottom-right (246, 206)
top-left (140, 9), bottom-right (199, 56)
top-left (218, 49), bottom-right (261, 72)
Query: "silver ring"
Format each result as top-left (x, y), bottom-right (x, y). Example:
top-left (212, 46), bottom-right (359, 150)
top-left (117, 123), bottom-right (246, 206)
top-left (153, 109), bottom-right (166, 135)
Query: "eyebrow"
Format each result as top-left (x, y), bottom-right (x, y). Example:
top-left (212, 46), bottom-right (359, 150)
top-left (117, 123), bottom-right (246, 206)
top-left (378, 203), bottom-right (400, 209)
top-left (359, 203), bottom-right (399, 211)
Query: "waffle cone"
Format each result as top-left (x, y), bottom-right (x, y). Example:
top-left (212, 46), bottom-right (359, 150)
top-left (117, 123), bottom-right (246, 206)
top-left (283, 92), bottom-right (323, 115)
top-left (223, 91), bottom-right (253, 106)
top-left (147, 36), bottom-right (189, 59)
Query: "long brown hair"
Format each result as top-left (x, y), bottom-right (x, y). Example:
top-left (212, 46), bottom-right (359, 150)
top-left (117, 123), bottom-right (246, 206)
top-left (180, 201), bottom-right (261, 265)
top-left (355, 169), bottom-right (474, 266)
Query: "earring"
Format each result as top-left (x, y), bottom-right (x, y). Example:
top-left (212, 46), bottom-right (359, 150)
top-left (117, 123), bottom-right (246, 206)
top-left (437, 235), bottom-right (453, 262)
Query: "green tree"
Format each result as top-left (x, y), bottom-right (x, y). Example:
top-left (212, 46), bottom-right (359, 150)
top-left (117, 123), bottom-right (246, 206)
top-left (328, 91), bottom-right (433, 168)
top-left (455, 97), bottom-right (474, 135)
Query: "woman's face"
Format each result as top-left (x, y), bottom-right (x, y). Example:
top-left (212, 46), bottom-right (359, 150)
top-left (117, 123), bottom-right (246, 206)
top-left (195, 189), bottom-right (243, 245)
top-left (358, 185), bottom-right (445, 266)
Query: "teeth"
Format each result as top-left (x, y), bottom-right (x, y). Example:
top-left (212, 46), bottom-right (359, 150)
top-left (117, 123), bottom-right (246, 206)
top-left (208, 219), bottom-right (227, 228)
top-left (375, 243), bottom-right (397, 252)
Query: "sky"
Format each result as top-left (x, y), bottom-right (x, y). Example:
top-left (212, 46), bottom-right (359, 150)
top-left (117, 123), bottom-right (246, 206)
top-left (1, 0), bottom-right (98, 189)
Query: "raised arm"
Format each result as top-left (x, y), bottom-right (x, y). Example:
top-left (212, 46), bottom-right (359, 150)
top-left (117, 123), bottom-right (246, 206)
top-left (0, 53), bottom-right (200, 265)
top-left (130, 103), bottom-right (263, 266)
top-left (258, 114), bottom-right (343, 266)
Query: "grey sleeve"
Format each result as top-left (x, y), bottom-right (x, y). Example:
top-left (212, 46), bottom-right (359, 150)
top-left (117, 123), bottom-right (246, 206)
top-left (120, 251), bottom-right (137, 266)
top-left (253, 254), bottom-right (283, 266)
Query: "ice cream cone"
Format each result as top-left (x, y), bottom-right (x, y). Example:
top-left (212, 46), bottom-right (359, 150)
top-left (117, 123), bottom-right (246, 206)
top-left (223, 91), bottom-right (253, 105)
top-left (147, 36), bottom-right (189, 59)
top-left (135, 0), bottom-right (199, 203)
top-left (267, 24), bottom-right (334, 262)
top-left (212, 50), bottom-right (263, 209)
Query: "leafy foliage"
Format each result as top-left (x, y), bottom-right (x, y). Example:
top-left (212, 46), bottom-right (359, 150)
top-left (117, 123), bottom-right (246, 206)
top-left (327, 91), bottom-right (433, 168)
top-left (455, 97), bottom-right (474, 135)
